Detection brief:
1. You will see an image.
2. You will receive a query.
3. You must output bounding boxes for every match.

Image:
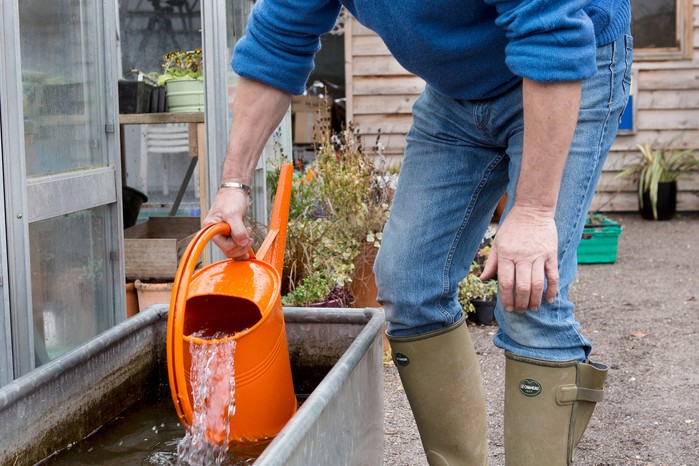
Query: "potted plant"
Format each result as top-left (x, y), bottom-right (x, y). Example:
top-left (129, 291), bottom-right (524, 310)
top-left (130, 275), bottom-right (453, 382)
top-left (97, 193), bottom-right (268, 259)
top-left (458, 234), bottom-right (498, 326)
top-left (158, 48), bottom-right (204, 113)
top-left (616, 139), bottom-right (698, 220)
top-left (458, 261), bottom-right (498, 326)
top-left (266, 121), bottom-right (394, 308)
top-left (118, 70), bottom-right (159, 114)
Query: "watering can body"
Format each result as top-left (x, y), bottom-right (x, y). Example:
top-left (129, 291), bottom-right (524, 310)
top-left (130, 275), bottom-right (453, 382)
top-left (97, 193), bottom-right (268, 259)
top-left (167, 164), bottom-right (296, 444)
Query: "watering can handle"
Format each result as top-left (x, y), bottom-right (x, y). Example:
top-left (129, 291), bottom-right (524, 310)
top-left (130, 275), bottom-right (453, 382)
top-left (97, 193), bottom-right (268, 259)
top-left (167, 222), bottom-right (240, 425)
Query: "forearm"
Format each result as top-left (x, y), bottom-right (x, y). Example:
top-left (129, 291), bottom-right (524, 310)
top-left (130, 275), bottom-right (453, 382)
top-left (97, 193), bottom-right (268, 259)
top-left (220, 77), bottom-right (292, 186)
top-left (514, 78), bottom-right (582, 216)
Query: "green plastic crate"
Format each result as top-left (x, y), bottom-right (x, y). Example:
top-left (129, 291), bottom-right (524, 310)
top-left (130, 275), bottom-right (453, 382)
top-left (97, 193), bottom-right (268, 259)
top-left (577, 216), bottom-right (622, 264)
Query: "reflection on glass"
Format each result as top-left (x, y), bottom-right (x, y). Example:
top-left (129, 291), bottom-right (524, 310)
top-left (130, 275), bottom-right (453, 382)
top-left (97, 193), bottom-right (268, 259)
top-left (119, 0), bottom-right (202, 76)
top-left (19, 0), bottom-right (107, 177)
top-left (631, 0), bottom-right (677, 49)
top-left (30, 207), bottom-right (112, 366)
top-left (226, 0), bottom-right (254, 116)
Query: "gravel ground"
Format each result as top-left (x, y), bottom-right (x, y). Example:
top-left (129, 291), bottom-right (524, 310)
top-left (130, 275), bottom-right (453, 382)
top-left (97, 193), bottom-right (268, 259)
top-left (383, 212), bottom-right (699, 466)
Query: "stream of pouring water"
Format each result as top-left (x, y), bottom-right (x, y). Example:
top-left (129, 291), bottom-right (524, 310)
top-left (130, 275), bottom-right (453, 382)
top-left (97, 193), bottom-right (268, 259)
top-left (177, 331), bottom-right (237, 466)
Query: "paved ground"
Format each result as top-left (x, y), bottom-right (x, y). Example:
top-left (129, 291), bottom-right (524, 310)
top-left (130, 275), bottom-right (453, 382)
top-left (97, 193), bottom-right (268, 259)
top-left (383, 212), bottom-right (699, 466)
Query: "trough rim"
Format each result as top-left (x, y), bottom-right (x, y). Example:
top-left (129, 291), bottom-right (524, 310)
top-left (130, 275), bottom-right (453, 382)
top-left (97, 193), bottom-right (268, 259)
top-left (0, 305), bottom-right (169, 412)
top-left (256, 306), bottom-right (385, 465)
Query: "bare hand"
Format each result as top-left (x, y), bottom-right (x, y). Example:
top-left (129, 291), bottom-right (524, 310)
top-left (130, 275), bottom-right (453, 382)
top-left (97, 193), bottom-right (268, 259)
top-left (480, 206), bottom-right (559, 313)
top-left (202, 188), bottom-right (253, 259)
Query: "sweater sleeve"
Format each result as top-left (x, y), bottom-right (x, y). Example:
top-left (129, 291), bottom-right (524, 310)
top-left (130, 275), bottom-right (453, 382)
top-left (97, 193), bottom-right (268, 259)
top-left (484, 0), bottom-right (596, 82)
top-left (231, 0), bottom-right (342, 95)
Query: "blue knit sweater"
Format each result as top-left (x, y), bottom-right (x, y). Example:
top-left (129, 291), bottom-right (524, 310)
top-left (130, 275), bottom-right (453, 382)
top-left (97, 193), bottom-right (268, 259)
top-left (232, 0), bottom-right (630, 100)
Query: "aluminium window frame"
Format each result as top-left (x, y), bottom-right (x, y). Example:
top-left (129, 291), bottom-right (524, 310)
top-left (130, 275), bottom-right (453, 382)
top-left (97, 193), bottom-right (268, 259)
top-left (0, 0), bottom-right (124, 380)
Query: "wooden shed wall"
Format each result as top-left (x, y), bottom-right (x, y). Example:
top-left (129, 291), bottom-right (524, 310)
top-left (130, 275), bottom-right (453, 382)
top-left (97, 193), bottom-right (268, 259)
top-left (344, 4), bottom-right (699, 212)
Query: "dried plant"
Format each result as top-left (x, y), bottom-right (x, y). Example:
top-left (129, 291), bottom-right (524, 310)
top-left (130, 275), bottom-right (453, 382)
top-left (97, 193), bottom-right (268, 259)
top-left (267, 120), bottom-right (395, 306)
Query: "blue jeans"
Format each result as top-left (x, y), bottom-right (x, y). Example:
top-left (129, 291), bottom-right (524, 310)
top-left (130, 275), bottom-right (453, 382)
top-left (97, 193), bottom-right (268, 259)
top-left (375, 32), bottom-right (633, 361)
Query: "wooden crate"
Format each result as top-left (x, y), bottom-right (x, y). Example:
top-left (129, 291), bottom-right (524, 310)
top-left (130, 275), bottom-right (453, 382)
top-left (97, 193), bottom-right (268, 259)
top-left (124, 217), bottom-right (200, 280)
top-left (291, 96), bottom-right (332, 144)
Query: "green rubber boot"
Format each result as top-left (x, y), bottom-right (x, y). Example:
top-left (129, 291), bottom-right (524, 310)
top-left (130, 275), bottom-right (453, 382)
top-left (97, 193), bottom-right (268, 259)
top-left (388, 318), bottom-right (488, 466)
top-left (504, 352), bottom-right (608, 465)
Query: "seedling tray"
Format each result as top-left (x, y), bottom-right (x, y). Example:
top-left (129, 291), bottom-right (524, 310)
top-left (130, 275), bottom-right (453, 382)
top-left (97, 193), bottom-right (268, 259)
top-left (577, 216), bottom-right (622, 264)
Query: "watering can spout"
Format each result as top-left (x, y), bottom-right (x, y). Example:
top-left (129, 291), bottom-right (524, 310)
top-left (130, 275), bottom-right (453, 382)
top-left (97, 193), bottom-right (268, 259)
top-left (256, 164), bottom-right (293, 275)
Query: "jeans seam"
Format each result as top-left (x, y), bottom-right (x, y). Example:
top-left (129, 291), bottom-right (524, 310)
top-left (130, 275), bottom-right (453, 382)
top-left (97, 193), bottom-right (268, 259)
top-left (558, 41), bottom-right (616, 261)
top-left (437, 151), bottom-right (506, 321)
top-left (474, 101), bottom-right (500, 146)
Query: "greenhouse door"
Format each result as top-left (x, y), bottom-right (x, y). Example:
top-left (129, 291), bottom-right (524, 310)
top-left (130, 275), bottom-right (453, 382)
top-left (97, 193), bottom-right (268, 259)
top-left (0, 0), bottom-right (123, 380)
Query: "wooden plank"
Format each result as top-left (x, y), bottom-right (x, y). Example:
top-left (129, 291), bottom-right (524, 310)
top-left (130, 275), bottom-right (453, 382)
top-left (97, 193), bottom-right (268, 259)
top-left (353, 113), bottom-right (413, 135)
top-left (345, 19), bottom-right (355, 124)
top-left (634, 61), bottom-right (699, 71)
top-left (604, 146), bottom-right (699, 171)
top-left (352, 56), bottom-right (412, 77)
top-left (637, 69), bottom-right (699, 91)
top-left (359, 132), bottom-right (407, 155)
top-left (352, 128), bottom-right (406, 154)
top-left (352, 19), bottom-right (375, 36)
top-left (353, 75), bottom-right (425, 96)
top-left (353, 95), bottom-right (418, 114)
top-left (594, 171), bottom-right (699, 194)
top-left (637, 89), bottom-right (699, 109)
top-left (635, 109), bottom-right (699, 131)
top-left (601, 151), bottom-right (641, 171)
top-left (352, 35), bottom-right (392, 56)
top-left (590, 191), bottom-right (699, 213)
top-left (589, 192), bottom-right (640, 212)
top-left (188, 123), bottom-right (198, 157)
top-left (611, 130), bottom-right (699, 151)
top-left (119, 112), bottom-right (204, 125)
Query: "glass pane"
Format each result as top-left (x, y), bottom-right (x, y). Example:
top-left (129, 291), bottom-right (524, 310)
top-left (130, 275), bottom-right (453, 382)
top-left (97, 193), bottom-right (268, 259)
top-left (226, 0), bottom-right (254, 115)
top-left (30, 207), bottom-right (112, 366)
top-left (20, 0), bottom-right (107, 177)
top-left (631, 0), bottom-right (677, 49)
top-left (119, 0), bottom-right (202, 76)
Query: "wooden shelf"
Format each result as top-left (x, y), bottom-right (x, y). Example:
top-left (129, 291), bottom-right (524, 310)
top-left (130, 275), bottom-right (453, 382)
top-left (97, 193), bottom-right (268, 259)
top-left (119, 112), bottom-right (204, 125)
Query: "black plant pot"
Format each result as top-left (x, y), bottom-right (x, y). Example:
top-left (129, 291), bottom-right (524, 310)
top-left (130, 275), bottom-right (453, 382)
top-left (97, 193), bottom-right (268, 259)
top-left (122, 186), bottom-right (148, 228)
top-left (640, 181), bottom-right (677, 221)
top-left (118, 81), bottom-right (155, 114)
top-left (469, 300), bottom-right (496, 326)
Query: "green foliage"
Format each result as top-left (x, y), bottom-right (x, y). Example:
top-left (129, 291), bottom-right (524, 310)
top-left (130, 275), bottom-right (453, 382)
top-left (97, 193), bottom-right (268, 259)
top-left (616, 138), bottom-right (698, 220)
top-left (458, 262), bottom-right (498, 313)
top-left (281, 272), bottom-right (332, 306)
top-left (586, 212), bottom-right (606, 225)
top-left (157, 49), bottom-right (203, 86)
top-left (457, 233), bottom-right (498, 313)
top-left (268, 122), bottom-right (395, 307)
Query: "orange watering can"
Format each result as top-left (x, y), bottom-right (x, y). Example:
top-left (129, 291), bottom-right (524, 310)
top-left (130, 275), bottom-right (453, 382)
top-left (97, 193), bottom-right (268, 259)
top-left (167, 164), bottom-right (296, 444)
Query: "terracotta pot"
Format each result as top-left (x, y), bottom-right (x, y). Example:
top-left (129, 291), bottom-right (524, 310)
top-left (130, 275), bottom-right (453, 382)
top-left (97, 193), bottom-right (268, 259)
top-left (492, 193), bottom-right (508, 223)
top-left (350, 245), bottom-right (380, 308)
top-left (125, 281), bottom-right (139, 318)
top-left (134, 280), bottom-right (173, 311)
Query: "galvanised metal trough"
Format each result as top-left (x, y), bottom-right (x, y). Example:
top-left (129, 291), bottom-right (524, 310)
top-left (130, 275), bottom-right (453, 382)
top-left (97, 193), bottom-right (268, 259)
top-left (0, 305), bottom-right (384, 465)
